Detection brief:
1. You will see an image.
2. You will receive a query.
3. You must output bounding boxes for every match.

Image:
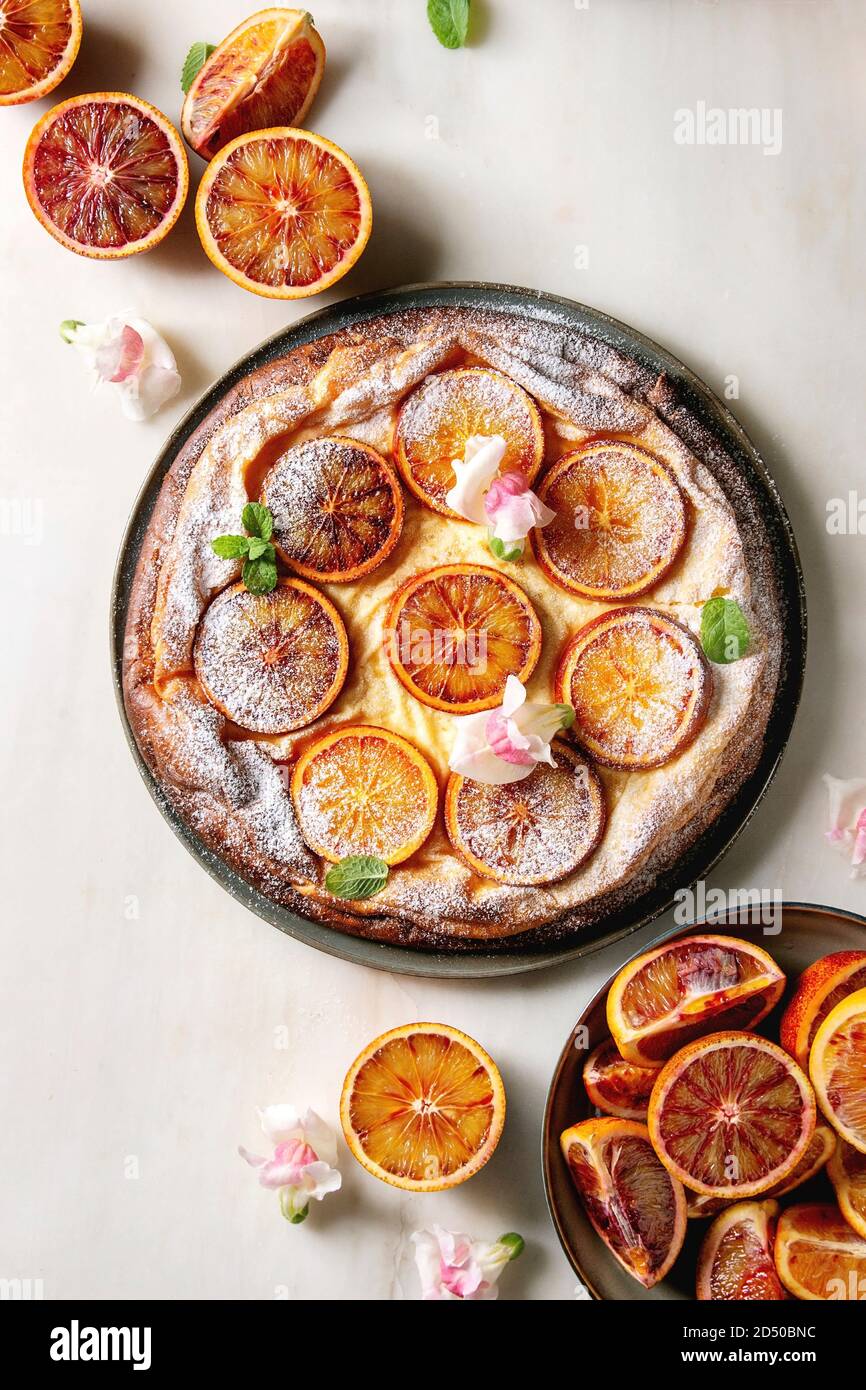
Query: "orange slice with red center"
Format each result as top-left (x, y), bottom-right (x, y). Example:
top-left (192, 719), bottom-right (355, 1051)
top-left (774, 1203), bottom-right (866, 1300)
top-left (809, 987), bottom-right (866, 1152)
top-left (444, 741), bottom-right (604, 886)
top-left (560, 1117), bottom-right (687, 1288)
top-left (606, 934), bottom-right (786, 1068)
top-left (23, 92), bottom-right (188, 258)
top-left (780, 950), bottom-right (866, 1069)
top-left (263, 436), bottom-right (403, 583)
top-left (193, 578), bottom-right (348, 735)
top-left (828, 1138), bottom-right (866, 1238)
top-left (531, 441), bottom-right (688, 600)
top-left (181, 8), bottom-right (325, 161)
top-left (340, 1023), bottom-right (505, 1191)
top-left (582, 1039), bottom-right (657, 1121)
top-left (688, 1126), bottom-right (838, 1218)
top-left (384, 563), bottom-right (541, 713)
top-left (0, 0), bottom-right (81, 106)
top-left (647, 1031), bottom-right (816, 1198)
top-left (696, 1200), bottom-right (783, 1300)
top-left (394, 367), bottom-right (544, 517)
top-left (290, 725), bottom-right (438, 865)
top-left (555, 607), bottom-right (712, 770)
top-left (195, 127), bottom-right (371, 298)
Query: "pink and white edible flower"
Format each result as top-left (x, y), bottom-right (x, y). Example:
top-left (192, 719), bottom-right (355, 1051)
top-left (412, 1226), bottom-right (524, 1301)
top-left (824, 775), bottom-right (866, 878)
top-left (239, 1105), bottom-right (341, 1224)
top-left (445, 435), bottom-right (554, 559)
top-left (60, 314), bottom-right (181, 421)
top-left (449, 674), bottom-right (574, 785)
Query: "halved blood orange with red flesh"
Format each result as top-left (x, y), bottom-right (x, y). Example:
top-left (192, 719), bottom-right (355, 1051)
top-left (195, 127), bottom-right (371, 299)
top-left (394, 368), bottom-right (544, 517)
top-left (181, 8), bottom-right (325, 161)
top-left (696, 1200), bottom-right (783, 1300)
top-left (648, 1032), bottom-right (816, 1198)
top-left (606, 935), bottom-right (786, 1068)
top-left (444, 741), bottom-right (604, 886)
top-left (0, 0), bottom-right (81, 105)
top-left (809, 987), bottom-right (866, 1152)
top-left (780, 950), bottom-right (866, 1069)
top-left (774, 1203), bottom-right (866, 1300)
top-left (193, 578), bottom-right (348, 735)
top-left (828, 1138), bottom-right (866, 1237)
top-left (340, 1023), bottom-right (505, 1191)
top-left (384, 563), bottom-right (541, 713)
top-left (560, 1117), bottom-right (687, 1288)
top-left (532, 441), bottom-right (688, 600)
top-left (290, 725), bottom-right (438, 866)
top-left (23, 92), bottom-right (188, 258)
top-left (263, 436), bottom-right (404, 583)
top-left (582, 1039), bottom-right (656, 1121)
top-left (555, 607), bottom-right (712, 771)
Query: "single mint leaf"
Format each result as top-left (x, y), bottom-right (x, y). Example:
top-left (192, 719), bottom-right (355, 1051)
top-left (489, 532), bottom-right (524, 562)
top-left (325, 855), bottom-right (389, 900)
top-left (700, 597), bottom-right (750, 664)
top-left (242, 501), bottom-right (273, 541)
top-left (212, 534), bottom-right (250, 560)
top-left (246, 537), bottom-right (272, 562)
top-left (181, 41), bottom-right (215, 94)
top-left (60, 319), bottom-right (83, 343)
top-left (427, 0), bottom-right (470, 49)
top-left (243, 557), bottom-right (278, 594)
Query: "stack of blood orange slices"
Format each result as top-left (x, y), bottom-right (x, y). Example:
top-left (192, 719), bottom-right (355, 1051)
top-left (561, 934), bottom-right (866, 1299)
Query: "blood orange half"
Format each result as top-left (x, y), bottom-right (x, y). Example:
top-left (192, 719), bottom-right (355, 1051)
top-left (23, 92), bottom-right (188, 258)
top-left (0, 0), bottom-right (81, 106)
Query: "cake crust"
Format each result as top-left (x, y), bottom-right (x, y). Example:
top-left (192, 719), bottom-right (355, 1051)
top-left (122, 303), bottom-right (783, 951)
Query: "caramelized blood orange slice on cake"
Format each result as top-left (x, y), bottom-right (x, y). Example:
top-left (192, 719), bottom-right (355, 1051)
top-left (774, 1204), bottom-right (866, 1301)
top-left (606, 934), bottom-right (785, 1067)
top-left (648, 1032), bottom-right (816, 1198)
top-left (23, 93), bottom-right (188, 258)
top-left (828, 1138), bottom-right (866, 1237)
top-left (560, 1117), bottom-right (687, 1288)
top-left (340, 1023), bottom-right (505, 1191)
top-left (394, 368), bottom-right (544, 517)
top-left (444, 741), bottom-right (604, 886)
top-left (696, 1200), bottom-right (783, 1301)
top-left (809, 988), bottom-right (866, 1152)
top-left (290, 725), bottom-right (438, 865)
top-left (385, 563), bottom-right (541, 713)
top-left (555, 607), bottom-right (712, 770)
top-left (181, 8), bottom-right (325, 161)
top-left (582, 1040), bottom-right (657, 1121)
top-left (193, 578), bottom-right (348, 735)
top-left (195, 128), bottom-right (371, 298)
top-left (780, 950), bottom-right (866, 1068)
top-left (263, 436), bottom-right (404, 583)
top-left (0, 0), bottom-right (81, 106)
top-left (532, 442), bottom-right (688, 600)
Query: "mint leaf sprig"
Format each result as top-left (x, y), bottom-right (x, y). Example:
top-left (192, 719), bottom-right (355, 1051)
top-left (325, 855), bottom-right (389, 900)
top-left (211, 502), bottom-right (278, 594)
top-left (181, 41), bottom-right (215, 94)
top-left (700, 597), bottom-right (750, 664)
top-left (427, 0), bottom-right (471, 49)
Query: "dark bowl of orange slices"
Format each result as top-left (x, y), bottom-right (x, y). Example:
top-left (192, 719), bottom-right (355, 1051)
top-left (111, 283), bottom-right (806, 977)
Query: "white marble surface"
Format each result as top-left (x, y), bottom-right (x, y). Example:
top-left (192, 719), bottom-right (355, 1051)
top-left (1, 0), bottom-right (865, 1301)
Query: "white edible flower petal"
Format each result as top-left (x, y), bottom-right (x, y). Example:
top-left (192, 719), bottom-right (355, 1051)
top-left (445, 434), bottom-right (507, 523)
top-left (62, 313), bottom-right (181, 421)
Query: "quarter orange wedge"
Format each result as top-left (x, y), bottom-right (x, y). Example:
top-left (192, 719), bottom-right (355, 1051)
top-left (828, 1139), bottom-right (866, 1238)
top-left (582, 1039), bottom-right (657, 1121)
top-left (775, 1204), bottom-right (866, 1301)
top-left (696, 1200), bottom-right (783, 1300)
top-left (780, 950), bottom-right (866, 1069)
top-left (809, 987), bottom-right (866, 1152)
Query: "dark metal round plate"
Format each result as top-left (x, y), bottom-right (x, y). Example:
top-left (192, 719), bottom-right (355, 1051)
top-left (111, 283), bottom-right (807, 978)
top-left (542, 904), bottom-right (866, 1298)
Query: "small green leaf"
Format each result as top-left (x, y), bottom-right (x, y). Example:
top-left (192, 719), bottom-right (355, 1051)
top-left (700, 597), bottom-right (750, 664)
top-left (211, 534), bottom-right (250, 560)
top-left (498, 1232), bottom-right (525, 1262)
top-left (246, 536), bottom-right (273, 562)
top-left (243, 557), bottom-right (278, 594)
top-left (427, 0), bottom-right (471, 49)
top-left (242, 501), bottom-right (273, 541)
top-left (59, 319), bottom-right (83, 343)
top-left (181, 41), bottom-right (215, 94)
top-left (488, 532), bottom-right (524, 563)
top-left (325, 855), bottom-right (390, 900)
